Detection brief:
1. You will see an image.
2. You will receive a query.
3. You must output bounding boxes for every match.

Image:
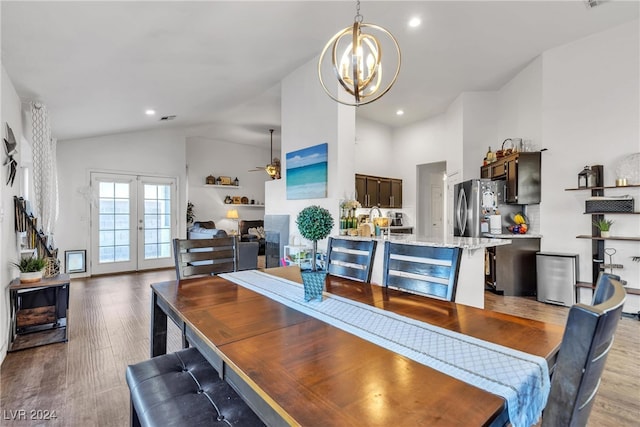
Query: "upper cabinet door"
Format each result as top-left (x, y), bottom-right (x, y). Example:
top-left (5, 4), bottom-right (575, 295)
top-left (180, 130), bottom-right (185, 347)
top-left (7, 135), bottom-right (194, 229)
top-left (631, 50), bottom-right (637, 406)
top-left (355, 174), bottom-right (367, 207)
top-left (378, 178), bottom-right (391, 207)
top-left (366, 176), bottom-right (380, 207)
top-left (390, 179), bottom-right (403, 208)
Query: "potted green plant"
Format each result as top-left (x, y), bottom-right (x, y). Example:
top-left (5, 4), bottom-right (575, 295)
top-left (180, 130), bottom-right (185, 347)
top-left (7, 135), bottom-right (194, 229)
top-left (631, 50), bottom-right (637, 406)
top-left (296, 205), bottom-right (334, 301)
top-left (11, 256), bottom-right (47, 283)
top-left (593, 219), bottom-right (613, 238)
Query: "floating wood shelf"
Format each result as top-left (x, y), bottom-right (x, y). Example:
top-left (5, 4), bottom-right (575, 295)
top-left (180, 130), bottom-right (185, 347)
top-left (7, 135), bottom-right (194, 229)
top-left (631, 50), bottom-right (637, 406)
top-left (565, 184), bottom-right (640, 191)
top-left (204, 184), bottom-right (242, 189)
top-left (576, 235), bottom-right (640, 242)
top-left (576, 281), bottom-right (640, 296)
top-left (583, 211), bottom-right (640, 215)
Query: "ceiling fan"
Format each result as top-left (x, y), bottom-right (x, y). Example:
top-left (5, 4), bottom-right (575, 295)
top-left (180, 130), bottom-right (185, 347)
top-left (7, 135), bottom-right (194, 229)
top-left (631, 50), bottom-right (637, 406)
top-left (249, 128), bottom-right (281, 180)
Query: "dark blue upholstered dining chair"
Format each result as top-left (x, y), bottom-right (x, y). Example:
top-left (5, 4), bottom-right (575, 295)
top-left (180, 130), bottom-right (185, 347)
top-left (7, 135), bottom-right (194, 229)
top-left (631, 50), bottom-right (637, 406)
top-left (542, 273), bottom-right (626, 427)
top-left (382, 242), bottom-right (462, 301)
top-left (326, 237), bottom-right (377, 283)
top-left (173, 237), bottom-right (237, 279)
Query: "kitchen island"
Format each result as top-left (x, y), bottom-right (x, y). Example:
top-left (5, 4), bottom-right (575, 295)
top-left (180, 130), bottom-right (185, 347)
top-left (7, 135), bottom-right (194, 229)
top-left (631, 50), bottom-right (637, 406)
top-left (333, 234), bottom-right (511, 309)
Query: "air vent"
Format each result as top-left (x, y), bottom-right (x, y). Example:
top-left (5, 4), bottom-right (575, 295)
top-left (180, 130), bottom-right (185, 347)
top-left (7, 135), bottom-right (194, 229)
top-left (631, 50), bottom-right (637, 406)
top-left (159, 115), bottom-right (176, 121)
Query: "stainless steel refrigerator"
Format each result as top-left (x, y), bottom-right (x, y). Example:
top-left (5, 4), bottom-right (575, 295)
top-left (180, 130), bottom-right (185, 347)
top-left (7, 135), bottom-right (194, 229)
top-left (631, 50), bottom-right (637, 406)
top-left (454, 179), bottom-right (498, 237)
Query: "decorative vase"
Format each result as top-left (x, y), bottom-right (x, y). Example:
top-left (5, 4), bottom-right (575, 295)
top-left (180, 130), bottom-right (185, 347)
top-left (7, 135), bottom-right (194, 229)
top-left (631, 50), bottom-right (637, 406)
top-left (600, 231), bottom-right (610, 238)
top-left (20, 270), bottom-right (43, 284)
top-left (301, 270), bottom-right (327, 302)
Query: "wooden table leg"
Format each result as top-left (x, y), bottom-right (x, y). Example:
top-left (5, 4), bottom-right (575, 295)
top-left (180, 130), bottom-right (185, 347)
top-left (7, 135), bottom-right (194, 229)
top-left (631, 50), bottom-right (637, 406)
top-left (150, 291), bottom-right (167, 357)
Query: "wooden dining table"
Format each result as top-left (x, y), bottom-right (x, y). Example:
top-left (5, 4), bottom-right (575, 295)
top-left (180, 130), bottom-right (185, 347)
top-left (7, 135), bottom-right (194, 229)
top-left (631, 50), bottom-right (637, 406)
top-left (150, 266), bottom-right (564, 426)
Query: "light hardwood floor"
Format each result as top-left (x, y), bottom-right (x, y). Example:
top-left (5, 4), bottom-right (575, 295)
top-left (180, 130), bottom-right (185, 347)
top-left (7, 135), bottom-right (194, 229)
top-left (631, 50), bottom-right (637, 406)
top-left (1, 269), bottom-right (638, 426)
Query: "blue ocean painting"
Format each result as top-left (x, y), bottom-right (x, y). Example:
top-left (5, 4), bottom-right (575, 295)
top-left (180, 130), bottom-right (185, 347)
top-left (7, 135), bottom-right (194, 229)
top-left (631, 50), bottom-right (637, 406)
top-left (286, 143), bottom-right (328, 200)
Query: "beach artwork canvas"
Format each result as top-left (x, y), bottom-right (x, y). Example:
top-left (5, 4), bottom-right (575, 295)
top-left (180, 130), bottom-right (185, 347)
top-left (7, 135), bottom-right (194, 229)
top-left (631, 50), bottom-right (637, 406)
top-left (286, 143), bottom-right (328, 200)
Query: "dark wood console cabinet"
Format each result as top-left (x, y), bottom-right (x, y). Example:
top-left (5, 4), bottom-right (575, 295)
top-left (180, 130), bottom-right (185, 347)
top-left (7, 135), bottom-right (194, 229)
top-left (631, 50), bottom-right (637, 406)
top-left (8, 274), bottom-right (70, 352)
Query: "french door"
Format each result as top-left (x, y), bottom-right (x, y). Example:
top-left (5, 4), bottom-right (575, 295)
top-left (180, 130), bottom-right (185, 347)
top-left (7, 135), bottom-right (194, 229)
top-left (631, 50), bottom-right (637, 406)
top-left (90, 172), bottom-right (177, 275)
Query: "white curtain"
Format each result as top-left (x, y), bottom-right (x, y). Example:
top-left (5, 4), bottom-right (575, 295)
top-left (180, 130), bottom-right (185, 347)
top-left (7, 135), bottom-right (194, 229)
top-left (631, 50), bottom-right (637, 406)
top-left (30, 102), bottom-right (59, 243)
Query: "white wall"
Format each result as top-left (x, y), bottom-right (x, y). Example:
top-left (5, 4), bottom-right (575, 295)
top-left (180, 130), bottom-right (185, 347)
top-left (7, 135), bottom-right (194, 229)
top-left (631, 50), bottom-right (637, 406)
top-left (0, 67), bottom-right (24, 362)
top-left (186, 136), bottom-right (270, 232)
top-left (496, 56), bottom-right (543, 152)
top-left (56, 128), bottom-right (187, 276)
top-left (266, 56), bottom-right (355, 247)
top-left (540, 20), bottom-right (639, 309)
top-left (391, 95), bottom-right (464, 233)
top-left (461, 92), bottom-right (498, 181)
top-left (354, 117), bottom-right (393, 177)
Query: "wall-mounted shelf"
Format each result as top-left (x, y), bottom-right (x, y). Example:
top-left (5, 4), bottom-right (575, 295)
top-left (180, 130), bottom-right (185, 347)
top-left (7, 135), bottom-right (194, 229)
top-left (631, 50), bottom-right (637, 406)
top-left (204, 184), bottom-right (242, 189)
top-left (576, 281), bottom-right (640, 295)
top-left (227, 204), bottom-right (264, 208)
top-left (576, 235), bottom-right (640, 242)
top-left (565, 184), bottom-right (640, 191)
top-left (583, 211), bottom-right (639, 215)
top-left (566, 165), bottom-right (638, 286)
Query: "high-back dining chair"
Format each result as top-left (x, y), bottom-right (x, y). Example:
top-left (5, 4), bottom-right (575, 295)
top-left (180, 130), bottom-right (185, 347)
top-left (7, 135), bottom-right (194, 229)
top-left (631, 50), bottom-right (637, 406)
top-left (326, 237), bottom-right (377, 282)
top-left (173, 237), bottom-right (237, 279)
top-left (382, 242), bottom-right (462, 301)
top-left (542, 273), bottom-right (626, 427)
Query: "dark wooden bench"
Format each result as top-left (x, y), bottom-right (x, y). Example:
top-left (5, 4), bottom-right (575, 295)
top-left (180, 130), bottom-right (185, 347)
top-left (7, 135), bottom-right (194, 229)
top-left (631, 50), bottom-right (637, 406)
top-left (126, 347), bottom-right (264, 427)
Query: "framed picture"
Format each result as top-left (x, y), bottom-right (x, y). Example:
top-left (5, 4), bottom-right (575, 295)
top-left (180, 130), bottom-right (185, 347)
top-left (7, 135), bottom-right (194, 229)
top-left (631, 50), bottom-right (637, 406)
top-left (232, 196), bottom-right (242, 204)
top-left (286, 143), bottom-right (328, 200)
top-left (65, 250), bottom-right (86, 274)
top-left (219, 176), bottom-right (232, 185)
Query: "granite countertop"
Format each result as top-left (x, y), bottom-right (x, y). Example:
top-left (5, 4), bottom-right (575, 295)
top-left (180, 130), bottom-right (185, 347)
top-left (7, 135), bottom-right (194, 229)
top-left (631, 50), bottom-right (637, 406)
top-left (483, 233), bottom-right (543, 239)
top-left (334, 234), bottom-right (511, 250)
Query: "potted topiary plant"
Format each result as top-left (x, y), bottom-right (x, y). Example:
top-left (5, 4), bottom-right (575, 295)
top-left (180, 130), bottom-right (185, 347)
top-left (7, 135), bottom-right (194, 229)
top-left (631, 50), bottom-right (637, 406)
top-left (296, 205), bottom-right (334, 301)
top-left (593, 219), bottom-right (613, 238)
top-left (11, 256), bottom-right (47, 283)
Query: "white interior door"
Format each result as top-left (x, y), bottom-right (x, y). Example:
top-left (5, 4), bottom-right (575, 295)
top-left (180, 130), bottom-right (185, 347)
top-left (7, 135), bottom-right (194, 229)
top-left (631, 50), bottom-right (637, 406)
top-left (91, 173), bottom-right (176, 275)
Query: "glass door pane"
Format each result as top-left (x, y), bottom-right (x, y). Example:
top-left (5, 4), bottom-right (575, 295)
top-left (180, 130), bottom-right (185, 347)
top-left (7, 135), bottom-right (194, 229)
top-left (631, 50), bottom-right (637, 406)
top-left (142, 183), bottom-right (172, 260)
top-left (91, 174), bottom-right (137, 274)
top-left (137, 177), bottom-right (176, 270)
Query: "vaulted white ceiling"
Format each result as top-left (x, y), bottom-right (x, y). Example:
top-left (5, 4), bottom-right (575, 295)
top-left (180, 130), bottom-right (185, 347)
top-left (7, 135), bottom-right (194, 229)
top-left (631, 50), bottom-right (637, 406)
top-left (2, 1), bottom-right (638, 149)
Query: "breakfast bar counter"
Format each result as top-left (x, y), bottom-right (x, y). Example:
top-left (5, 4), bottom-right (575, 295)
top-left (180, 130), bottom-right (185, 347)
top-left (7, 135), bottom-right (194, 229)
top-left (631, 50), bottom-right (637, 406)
top-left (333, 234), bottom-right (511, 308)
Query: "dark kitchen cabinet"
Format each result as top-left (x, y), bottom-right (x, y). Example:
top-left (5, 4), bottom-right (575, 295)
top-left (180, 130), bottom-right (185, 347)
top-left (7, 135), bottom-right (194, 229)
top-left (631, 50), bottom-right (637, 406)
top-left (390, 179), bottom-right (403, 208)
top-left (379, 178), bottom-right (391, 207)
top-left (355, 174), bottom-right (367, 207)
top-left (481, 152), bottom-right (541, 204)
top-left (480, 165), bottom-right (491, 179)
top-left (355, 174), bottom-right (402, 208)
top-left (505, 152), bottom-right (541, 204)
top-left (485, 238), bottom-right (540, 296)
top-left (355, 174), bottom-right (379, 207)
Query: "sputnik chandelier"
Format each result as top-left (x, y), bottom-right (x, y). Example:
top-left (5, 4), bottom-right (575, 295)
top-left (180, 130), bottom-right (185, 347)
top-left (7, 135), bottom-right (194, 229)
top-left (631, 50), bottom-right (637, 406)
top-left (318, 0), bottom-right (401, 106)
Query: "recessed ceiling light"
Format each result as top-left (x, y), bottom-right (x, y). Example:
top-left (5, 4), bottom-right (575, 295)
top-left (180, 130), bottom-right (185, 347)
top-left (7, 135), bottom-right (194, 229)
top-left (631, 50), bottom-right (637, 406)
top-left (396, 110), bottom-right (404, 116)
top-left (408, 17), bottom-right (421, 28)
top-left (145, 109), bottom-right (156, 116)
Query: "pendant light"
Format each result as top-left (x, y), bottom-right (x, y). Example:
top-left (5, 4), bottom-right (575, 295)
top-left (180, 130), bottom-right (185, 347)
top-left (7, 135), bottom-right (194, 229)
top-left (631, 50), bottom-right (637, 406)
top-left (318, 0), bottom-right (401, 106)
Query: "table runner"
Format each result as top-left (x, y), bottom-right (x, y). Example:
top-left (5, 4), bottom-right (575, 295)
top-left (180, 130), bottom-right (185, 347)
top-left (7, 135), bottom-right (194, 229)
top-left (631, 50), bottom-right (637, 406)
top-left (220, 270), bottom-right (549, 427)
